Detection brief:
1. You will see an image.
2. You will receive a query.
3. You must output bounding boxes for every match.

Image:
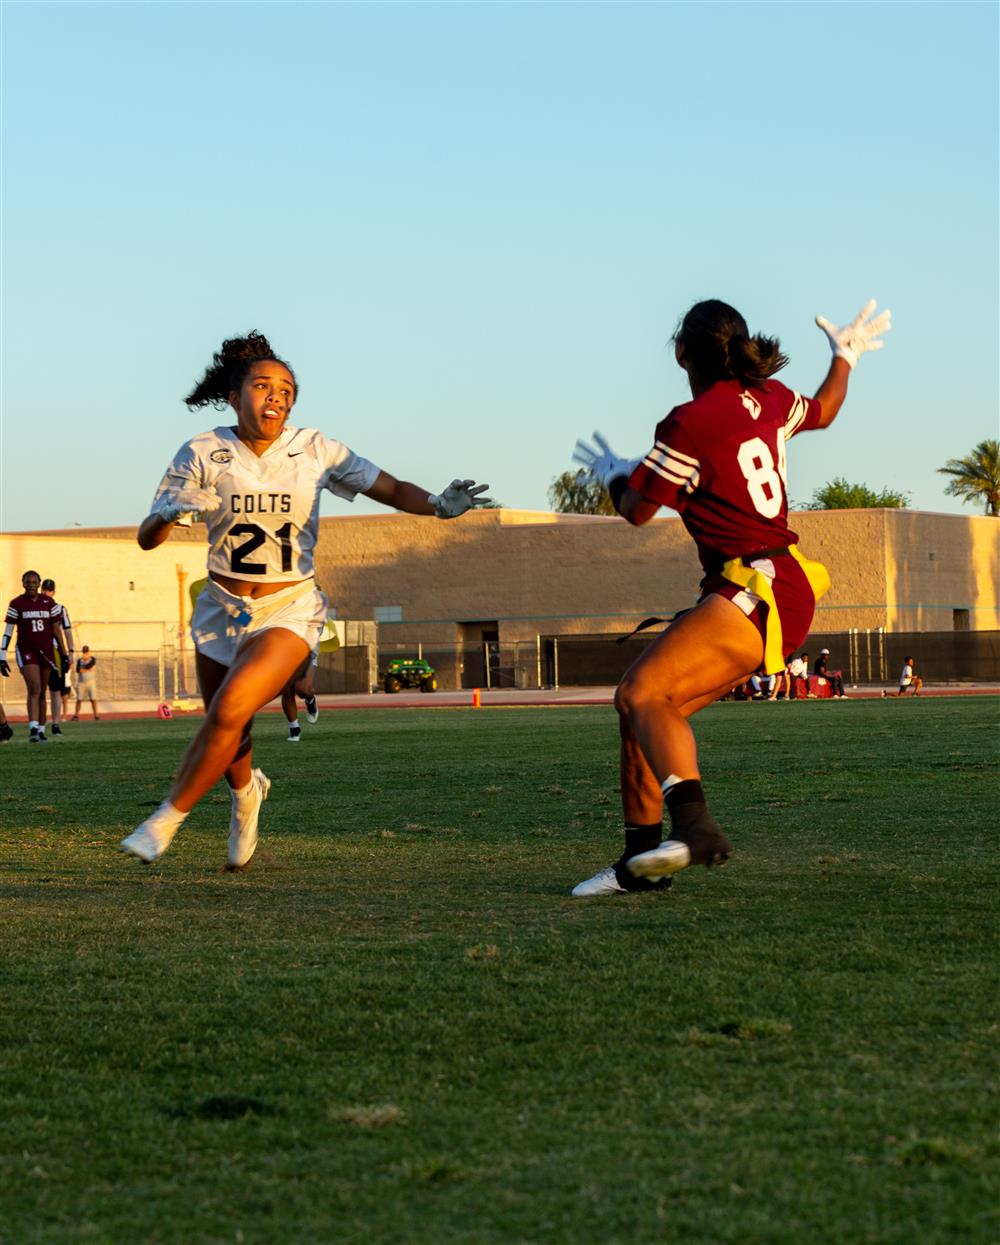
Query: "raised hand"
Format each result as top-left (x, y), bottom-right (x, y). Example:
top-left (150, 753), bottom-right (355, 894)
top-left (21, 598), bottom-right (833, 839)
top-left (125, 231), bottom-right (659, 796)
top-left (815, 299), bottom-right (892, 368)
top-left (572, 432), bottom-right (639, 488)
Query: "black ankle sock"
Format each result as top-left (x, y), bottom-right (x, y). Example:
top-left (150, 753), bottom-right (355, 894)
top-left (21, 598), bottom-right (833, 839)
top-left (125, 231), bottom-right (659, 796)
top-left (624, 822), bottom-right (662, 856)
top-left (665, 780), bottom-right (706, 815)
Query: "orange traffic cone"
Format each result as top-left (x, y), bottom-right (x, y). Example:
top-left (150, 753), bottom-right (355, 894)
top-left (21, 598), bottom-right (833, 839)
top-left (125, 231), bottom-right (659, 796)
top-left (472, 688), bottom-right (481, 708)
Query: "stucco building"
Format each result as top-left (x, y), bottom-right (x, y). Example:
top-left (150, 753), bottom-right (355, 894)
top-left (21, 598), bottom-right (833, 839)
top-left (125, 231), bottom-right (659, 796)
top-left (2, 508), bottom-right (996, 700)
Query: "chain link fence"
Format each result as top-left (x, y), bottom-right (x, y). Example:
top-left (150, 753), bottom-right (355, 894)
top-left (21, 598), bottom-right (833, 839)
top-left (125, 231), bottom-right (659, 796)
top-left (380, 630), bottom-right (1000, 690)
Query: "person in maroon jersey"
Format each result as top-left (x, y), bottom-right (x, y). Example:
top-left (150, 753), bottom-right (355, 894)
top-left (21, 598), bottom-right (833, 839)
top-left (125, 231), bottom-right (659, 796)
top-left (1, 570), bottom-right (71, 743)
top-left (571, 298), bottom-right (891, 896)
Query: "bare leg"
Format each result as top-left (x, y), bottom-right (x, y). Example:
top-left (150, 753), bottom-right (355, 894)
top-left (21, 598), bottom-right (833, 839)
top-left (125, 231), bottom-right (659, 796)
top-left (616, 595), bottom-right (764, 818)
top-left (169, 629), bottom-right (309, 812)
top-left (22, 664), bottom-right (44, 723)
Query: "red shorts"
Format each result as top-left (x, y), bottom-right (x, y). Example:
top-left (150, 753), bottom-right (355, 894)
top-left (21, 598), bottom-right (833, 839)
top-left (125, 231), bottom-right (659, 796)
top-left (700, 553), bottom-right (816, 662)
top-left (16, 646), bottom-right (57, 672)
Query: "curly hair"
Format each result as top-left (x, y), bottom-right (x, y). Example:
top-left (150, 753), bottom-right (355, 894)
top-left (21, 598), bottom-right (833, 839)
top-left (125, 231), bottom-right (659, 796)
top-left (183, 331), bottom-right (298, 410)
top-left (674, 300), bottom-right (787, 389)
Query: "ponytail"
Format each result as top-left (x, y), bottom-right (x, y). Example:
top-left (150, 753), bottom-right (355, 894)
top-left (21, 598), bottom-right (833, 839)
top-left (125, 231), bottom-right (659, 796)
top-left (675, 300), bottom-right (787, 389)
top-left (184, 331), bottom-right (297, 409)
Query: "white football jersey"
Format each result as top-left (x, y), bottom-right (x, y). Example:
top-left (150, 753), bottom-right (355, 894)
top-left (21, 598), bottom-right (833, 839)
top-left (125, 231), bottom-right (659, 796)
top-left (152, 425), bottom-right (381, 582)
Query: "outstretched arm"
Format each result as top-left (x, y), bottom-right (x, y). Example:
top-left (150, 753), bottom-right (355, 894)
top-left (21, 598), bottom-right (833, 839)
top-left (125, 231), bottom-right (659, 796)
top-left (812, 299), bottom-right (892, 428)
top-left (364, 472), bottom-right (489, 518)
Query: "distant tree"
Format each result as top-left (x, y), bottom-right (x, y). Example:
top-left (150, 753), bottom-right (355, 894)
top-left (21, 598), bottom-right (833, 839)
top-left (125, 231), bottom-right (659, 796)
top-left (937, 439), bottom-right (1000, 517)
top-left (802, 477), bottom-right (909, 510)
top-left (548, 469), bottom-right (617, 516)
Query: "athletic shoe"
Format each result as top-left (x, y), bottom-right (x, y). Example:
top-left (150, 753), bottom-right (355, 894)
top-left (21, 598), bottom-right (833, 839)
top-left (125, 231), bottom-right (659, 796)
top-left (627, 807), bottom-right (732, 881)
top-left (304, 696), bottom-right (319, 724)
top-left (36, 730), bottom-right (48, 744)
top-left (70, 714), bottom-right (79, 721)
top-left (0, 723), bottom-right (13, 743)
top-left (571, 862), bottom-right (673, 897)
top-left (287, 724), bottom-right (301, 743)
top-left (51, 724), bottom-right (64, 737)
top-left (226, 768), bottom-right (270, 871)
top-left (119, 818), bottom-right (177, 863)
top-left (29, 728), bottom-right (39, 744)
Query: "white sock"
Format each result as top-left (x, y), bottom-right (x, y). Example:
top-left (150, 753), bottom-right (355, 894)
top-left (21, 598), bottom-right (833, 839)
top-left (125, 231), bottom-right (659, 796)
top-left (661, 773), bottom-right (684, 796)
top-left (29, 720), bottom-right (39, 731)
top-left (230, 778), bottom-right (257, 807)
top-left (148, 799), bottom-right (187, 832)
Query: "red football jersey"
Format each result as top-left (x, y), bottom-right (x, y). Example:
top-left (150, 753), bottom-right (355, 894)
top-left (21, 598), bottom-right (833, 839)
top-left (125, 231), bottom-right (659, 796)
top-left (628, 378), bottom-right (822, 571)
top-left (5, 592), bottom-right (61, 651)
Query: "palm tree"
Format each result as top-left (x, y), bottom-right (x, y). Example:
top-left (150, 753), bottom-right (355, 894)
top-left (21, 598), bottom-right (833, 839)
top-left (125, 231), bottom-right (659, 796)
top-left (937, 439), bottom-right (1000, 517)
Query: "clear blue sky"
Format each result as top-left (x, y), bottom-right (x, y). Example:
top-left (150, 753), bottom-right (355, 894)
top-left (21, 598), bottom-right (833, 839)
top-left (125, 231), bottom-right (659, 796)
top-left (2, 0), bottom-right (997, 530)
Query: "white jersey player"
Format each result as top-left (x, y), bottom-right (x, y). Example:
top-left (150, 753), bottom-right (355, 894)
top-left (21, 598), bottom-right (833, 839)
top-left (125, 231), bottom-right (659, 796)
top-left (152, 425), bottom-right (379, 585)
top-left (120, 330), bottom-right (488, 872)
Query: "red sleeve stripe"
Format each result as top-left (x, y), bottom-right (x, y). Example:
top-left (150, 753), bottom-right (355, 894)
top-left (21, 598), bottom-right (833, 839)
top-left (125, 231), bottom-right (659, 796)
top-left (783, 392), bottom-right (808, 438)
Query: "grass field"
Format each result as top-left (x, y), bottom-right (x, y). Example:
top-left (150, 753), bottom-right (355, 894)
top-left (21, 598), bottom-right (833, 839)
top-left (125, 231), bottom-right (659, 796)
top-left (1, 697), bottom-right (997, 1244)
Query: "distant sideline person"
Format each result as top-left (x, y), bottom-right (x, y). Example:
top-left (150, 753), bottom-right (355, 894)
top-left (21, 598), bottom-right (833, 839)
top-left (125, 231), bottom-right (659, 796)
top-left (72, 646), bottom-right (100, 719)
top-left (813, 648), bottom-right (847, 698)
top-left (571, 297), bottom-right (890, 896)
top-left (119, 330), bottom-right (488, 871)
top-left (40, 578), bottom-right (74, 737)
top-left (884, 656), bottom-right (923, 698)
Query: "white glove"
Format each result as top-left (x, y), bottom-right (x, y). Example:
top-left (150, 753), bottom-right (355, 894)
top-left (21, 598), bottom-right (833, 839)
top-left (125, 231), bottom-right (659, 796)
top-left (427, 479), bottom-right (490, 519)
top-left (572, 432), bottom-right (640, 488)
top-left (815, 299), bottom-right (892, 368)
top-left (153, 487), bottom-right (222, 524)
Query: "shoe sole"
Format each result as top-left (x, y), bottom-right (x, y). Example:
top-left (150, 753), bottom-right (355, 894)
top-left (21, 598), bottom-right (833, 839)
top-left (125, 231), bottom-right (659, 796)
top-left (627, 836), bottom-right (731, 880)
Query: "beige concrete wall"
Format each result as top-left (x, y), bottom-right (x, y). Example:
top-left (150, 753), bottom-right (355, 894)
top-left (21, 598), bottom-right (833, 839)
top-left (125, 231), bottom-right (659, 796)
top-left (1, 531), bottom-right (209, 652)
top-left (4, 510), bottom-right (996, 673)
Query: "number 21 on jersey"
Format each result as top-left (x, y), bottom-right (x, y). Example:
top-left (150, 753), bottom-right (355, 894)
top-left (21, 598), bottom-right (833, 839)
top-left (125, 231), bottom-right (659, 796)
top-left (737, 434), bottom-right (787, 519)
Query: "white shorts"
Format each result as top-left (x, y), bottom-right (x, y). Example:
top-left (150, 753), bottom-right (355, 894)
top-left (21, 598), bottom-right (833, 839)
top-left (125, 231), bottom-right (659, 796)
top-left (191, 578), bottom-right (328, 667)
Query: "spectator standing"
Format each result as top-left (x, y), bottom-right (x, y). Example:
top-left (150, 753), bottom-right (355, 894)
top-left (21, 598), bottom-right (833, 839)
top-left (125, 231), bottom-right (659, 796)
top-left (72, 647), bottom-right (100, 719)
top-left (814, 648), bottom-right (847, 698)
top-left (40, 578), bottom-right (74, 737)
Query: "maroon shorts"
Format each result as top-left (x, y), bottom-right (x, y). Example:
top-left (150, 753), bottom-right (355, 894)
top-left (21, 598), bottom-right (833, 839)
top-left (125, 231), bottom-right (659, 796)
top-left (700, 553), bottom-right (816, 661)
top-left (16, 646), bottom-right (57, 672)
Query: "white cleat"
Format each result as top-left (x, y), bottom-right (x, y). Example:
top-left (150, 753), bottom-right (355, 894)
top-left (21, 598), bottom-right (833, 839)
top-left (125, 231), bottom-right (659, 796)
top-left (571, 865), bottom-right (628, 897)
top-left (120, 820), bottom-right (177, 863)
top-left (226, 768), bottom-right (270, 871)
top-left (304, 696), bottom-right (319, 725)
top-left (570, 863), bottom-right (672, 897)
top-left (287, 725), bottom-right (301, 743)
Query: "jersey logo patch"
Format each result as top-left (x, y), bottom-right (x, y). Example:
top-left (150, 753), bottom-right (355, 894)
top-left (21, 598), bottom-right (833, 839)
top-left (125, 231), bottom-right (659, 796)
top-left (210, 449), bottom-right (233, 464)
top-left (739, 391), bottom-right (762, 420)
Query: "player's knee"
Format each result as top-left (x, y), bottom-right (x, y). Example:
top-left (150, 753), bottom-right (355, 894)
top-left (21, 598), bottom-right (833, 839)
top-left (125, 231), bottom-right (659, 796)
top-left (615, 676), bottom-right (664, 720)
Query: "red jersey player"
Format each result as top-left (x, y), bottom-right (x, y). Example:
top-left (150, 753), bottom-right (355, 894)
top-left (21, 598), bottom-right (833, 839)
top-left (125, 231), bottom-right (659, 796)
top-left (2, 570), bottom-right (71, 743)
top-left (571, 298), bottom-right (891, 896)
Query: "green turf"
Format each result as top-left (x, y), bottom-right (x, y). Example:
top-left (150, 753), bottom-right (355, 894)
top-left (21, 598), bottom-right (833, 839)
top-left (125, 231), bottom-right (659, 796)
top-left (1, 698), bottom-right (997, 1244)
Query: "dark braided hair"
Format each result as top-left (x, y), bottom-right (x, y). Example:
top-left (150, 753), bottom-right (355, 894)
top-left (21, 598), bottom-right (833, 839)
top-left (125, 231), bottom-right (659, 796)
top-left (674, 300), bottom-right (787, 390)
top-left (184, 331), bottom-right (297, 410)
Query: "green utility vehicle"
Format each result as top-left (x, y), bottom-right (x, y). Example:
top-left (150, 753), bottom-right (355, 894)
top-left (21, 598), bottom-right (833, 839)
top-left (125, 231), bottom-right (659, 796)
top-left (383, 657), bottom-right (438, 694)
